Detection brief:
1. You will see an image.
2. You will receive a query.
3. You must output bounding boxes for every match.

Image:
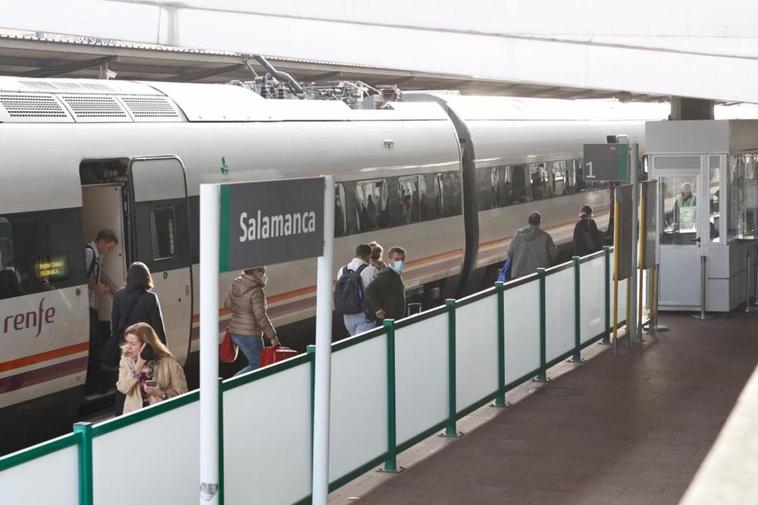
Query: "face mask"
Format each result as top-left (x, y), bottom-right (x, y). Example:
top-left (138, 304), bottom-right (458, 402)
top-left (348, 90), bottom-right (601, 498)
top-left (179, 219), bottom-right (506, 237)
top-left (391, 260), bottom-right (405, 274)
top-left (260, 273), bottom-right (268, 284)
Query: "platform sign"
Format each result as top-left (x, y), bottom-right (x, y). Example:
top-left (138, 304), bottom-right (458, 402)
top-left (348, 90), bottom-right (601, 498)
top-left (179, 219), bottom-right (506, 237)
top-left (584, 144), bottom-right (629, 182)
top-left (641, 180), bottom-right (658, 269)
top-left (615, 184), bottom-right (634, 280)
top-left (219, 177), bottom-right (325, 272)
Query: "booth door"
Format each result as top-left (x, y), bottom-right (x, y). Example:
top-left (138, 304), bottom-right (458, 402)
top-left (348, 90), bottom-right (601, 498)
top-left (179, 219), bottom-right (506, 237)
top-left (128, 156), bottom-right (193, 365)
top-left (658, 170), bottom-right (702, 309)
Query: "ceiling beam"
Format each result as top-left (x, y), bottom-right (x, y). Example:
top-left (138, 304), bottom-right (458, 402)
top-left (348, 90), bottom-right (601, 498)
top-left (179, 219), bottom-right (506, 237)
top-left (23, 55), bottom-right (116, 78)
top-left (167, 63), bottom-right (247, 82)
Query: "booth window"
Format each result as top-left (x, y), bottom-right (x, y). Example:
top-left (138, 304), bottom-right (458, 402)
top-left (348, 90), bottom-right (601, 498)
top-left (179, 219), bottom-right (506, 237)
top-left (709, 160), bottom-right (721, 243)
top-left (728, 154), bottom-right (758, 240)
top-left (660, 176), bottom-right (698, 245)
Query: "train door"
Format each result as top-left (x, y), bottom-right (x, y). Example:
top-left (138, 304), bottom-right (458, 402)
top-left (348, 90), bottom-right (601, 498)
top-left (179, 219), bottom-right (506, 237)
top-left (128, 156), bottom-right (193, 365)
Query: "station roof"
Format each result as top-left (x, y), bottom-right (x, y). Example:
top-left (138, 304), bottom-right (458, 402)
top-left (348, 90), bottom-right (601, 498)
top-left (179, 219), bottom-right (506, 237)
top-left (0, 29), bottom-right (668, 102)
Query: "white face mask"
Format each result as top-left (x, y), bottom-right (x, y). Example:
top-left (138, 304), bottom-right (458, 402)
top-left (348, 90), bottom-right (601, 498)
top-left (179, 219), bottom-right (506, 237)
top-left (260, 273), bottom-right (268, 284)
top-left (391, 260), bottom-right (405, 274)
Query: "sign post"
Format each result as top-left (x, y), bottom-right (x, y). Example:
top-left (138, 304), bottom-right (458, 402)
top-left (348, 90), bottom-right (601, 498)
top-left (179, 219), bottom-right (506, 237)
top-left (199, 183), bottom-right (220, 504)
top-left (312, 176), bottom-right (335, 505)
top-left (199, 176), bottom-right (327, 505)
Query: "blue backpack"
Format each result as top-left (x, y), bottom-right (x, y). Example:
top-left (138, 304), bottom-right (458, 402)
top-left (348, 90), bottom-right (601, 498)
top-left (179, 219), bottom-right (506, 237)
top-left (496, 258), bottom-right (512, 283)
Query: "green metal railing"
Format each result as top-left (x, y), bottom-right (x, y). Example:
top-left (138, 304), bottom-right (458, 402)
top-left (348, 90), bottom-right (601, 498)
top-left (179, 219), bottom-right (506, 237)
top-left (0, 247), bottom-right (638, 505)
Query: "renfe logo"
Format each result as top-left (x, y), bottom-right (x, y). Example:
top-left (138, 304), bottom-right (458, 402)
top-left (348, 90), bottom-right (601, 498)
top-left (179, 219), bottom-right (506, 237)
top-left (2, 298), bottom-right (56, 338)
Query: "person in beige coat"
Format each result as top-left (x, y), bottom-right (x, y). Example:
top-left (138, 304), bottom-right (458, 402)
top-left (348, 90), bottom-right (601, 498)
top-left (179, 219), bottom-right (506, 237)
top-left (224, 266), bottom-right (280, 375)
top-left (116, 322), bottom-right (187, 415)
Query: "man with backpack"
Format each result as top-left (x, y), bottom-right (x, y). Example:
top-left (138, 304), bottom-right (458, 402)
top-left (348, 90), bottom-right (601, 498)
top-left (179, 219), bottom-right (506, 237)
top-left (84, 229), bottom-right (118, 393)
top-left (335, 244), bottom-right (378, 336)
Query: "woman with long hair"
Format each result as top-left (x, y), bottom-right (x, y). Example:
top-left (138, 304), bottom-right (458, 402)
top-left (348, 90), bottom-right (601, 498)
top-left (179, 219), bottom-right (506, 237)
top-left (116, 322), bottom-right (187, 414)
top-left (107, 261), bottom-right (167, 413)
top-left (111, 262), bottom-right (167, 345)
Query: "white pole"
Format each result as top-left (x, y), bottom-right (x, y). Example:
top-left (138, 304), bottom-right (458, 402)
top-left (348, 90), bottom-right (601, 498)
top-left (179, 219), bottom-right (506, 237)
top-left (312, 175), bottom-right (335, 505)
top-left (629, 143), bottom-right (639, 345)
top-left (199, 183), bottom-right (220, 505)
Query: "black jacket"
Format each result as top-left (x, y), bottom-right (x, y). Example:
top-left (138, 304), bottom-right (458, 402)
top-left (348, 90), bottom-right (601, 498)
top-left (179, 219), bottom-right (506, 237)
top-left (111, 288), bottom-right (167, 344)
top-left (365, 269), bottom-right (406, 321)
top-left (572, 218), bottom-right (603, 257)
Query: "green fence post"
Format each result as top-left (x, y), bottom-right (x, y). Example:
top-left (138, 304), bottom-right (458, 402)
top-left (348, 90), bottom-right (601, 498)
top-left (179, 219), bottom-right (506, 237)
top-left (534, 268), bottom-right (549, 382)
top-left (492, 282), bottom-right (509, 407)
top-left (73, 422), bottom-right (93, 505)
top-left (442, 299), bottom-right (462, 437)
top-left (218, 377), bottom-right (225, 505)
top-left (570, 257), bottom-right (583, 363)
top-left (601, 246), bottom-right (612, 345)
top-left (379, 320), bottom-right (403, 472)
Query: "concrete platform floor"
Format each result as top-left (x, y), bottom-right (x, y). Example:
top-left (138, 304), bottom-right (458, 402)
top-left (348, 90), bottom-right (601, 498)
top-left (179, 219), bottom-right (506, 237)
top-left (329, 312), bottom-right (758, 505)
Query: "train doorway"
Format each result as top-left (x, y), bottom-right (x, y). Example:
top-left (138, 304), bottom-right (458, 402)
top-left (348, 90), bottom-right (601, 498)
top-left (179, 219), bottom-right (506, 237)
top-left (79, 159), bottom-right (130, 394)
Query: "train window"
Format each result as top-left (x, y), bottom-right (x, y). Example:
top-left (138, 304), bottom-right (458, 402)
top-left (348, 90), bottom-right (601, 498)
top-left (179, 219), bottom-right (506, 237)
top-left (509, 165), bottom-right (529, 203)
top-left (551, 161), bottom-right (567, 196)
top-left (393, 176), bottom-right (419, 225)
top-left (150, 207), bottom-right (176, 260)
top-left (419, 175), bottom-right (438, 220)
top-left (335, 183), bottom-right (347, 238)
top-left (477, 167), bottom-right (493, 211)
top-left (355, 179), bottom-right (388, 232)
top-left (0, 210), bottom-right (84, 300)
top-left (575, 158), bottom-right (586, 191)
top-left (438, 172), bottom-right (462, 217)
top-left (530, 163), bottom-right (549, 200)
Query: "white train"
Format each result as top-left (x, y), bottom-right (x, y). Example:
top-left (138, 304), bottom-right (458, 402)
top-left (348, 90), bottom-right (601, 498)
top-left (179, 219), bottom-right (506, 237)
top-left (0, 77), bottom-right (667, 452)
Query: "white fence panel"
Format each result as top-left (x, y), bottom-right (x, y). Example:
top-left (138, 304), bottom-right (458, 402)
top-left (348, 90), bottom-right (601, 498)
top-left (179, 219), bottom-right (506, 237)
top-left (0, 442), bottom-right (78, 505)
top-left (581, 255), bottom-right (606, 342)
top-left (224, 363), bottom-right (312, 505)
top-left (93, 400), bottom-right (199, 505)
top-left (329, 335), bottom-right (387, 482)
top-left (503, 281), bottom-right (541, 383)
top-left (456, 296), bottom-right (499, 411)
top-left (616, 278), bottom-right (629, 325)
top-left (545, 268), bottom-right (575, 363)
top-left (395, 313), bottom-right (448, 445)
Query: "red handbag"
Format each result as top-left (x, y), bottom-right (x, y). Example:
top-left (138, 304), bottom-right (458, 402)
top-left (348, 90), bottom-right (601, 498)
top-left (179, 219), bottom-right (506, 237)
top-left (260, 345), bottom-right (298, 367)
top-left (219, 328), bottom-right (238, 363)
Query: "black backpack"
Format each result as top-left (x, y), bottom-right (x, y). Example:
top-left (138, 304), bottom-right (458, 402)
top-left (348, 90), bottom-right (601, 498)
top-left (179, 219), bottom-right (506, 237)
top-left (334, 263), bottom-right (368, 314)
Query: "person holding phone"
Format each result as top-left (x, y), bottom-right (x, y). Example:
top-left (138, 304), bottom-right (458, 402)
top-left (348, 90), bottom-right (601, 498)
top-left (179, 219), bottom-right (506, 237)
top-left (116, 322), bottom-right (187, 415)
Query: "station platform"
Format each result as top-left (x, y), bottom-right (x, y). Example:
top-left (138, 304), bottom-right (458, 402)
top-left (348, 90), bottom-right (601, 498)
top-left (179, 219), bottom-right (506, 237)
top-left (331, 312), bottom-right (758, 505)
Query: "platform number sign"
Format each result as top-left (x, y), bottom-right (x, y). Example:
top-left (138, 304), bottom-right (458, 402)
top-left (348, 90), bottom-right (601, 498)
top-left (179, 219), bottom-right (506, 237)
top-left (219, 177), bottom-right (325, 272)
top-left (583, 144), bottom-right (630, 182)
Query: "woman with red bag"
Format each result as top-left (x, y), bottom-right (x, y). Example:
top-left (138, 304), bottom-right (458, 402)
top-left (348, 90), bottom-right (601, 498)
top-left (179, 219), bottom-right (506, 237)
top-left (223, 266), bottom-right (281, 375)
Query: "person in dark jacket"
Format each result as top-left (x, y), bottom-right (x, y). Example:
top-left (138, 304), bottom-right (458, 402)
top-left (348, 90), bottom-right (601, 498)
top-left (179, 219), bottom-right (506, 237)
top-left (573, 205), bottom-right (603, 256)
top-left (111, 262), bottom-right (167, 347)
top-left (366, 246), bottom-right (407, 322)
top-left (108, 262), bottom-right (166, 414)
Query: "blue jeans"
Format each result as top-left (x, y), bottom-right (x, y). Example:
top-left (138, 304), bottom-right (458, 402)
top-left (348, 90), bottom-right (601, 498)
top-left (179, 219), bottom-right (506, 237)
top-left (231, 334), bottom-right (263, 375)
top-left (343, 313), bottom-right (376, 336)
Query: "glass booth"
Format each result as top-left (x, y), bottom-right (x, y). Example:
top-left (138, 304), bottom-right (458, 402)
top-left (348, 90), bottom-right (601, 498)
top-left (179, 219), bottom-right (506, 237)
top-left (646, 120), bottom-right (758, 311)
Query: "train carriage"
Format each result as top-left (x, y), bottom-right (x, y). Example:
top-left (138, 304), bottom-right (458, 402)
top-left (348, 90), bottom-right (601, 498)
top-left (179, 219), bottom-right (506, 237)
top-left (0, 77), bottom-right (667, 453)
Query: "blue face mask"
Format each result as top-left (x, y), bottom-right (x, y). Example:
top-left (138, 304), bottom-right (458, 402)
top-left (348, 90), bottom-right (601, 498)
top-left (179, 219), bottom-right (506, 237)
top-left (391, 260), bottom-right (405, 274)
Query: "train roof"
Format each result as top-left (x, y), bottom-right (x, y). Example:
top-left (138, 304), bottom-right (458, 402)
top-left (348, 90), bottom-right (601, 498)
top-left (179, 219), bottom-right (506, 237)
top-left (0, 77), bottom-right (449, 123)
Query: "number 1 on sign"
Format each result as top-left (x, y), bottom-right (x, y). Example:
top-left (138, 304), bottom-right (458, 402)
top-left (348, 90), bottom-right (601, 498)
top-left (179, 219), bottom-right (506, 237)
top-left (585, 161), bottom-right (595, 179)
